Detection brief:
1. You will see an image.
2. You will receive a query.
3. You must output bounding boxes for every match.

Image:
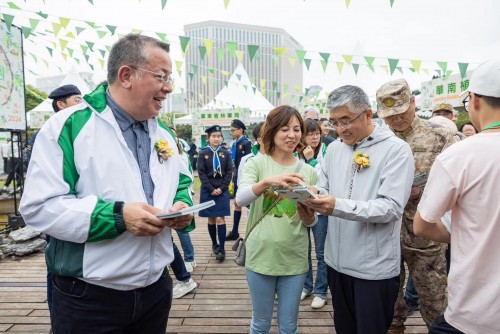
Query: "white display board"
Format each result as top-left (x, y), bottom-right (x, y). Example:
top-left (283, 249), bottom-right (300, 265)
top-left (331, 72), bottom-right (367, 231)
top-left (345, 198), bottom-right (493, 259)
top-left (0, 21), bottom-right (26, 131)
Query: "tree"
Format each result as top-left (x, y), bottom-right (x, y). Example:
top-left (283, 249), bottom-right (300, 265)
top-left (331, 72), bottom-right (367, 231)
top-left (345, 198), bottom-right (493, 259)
top-left (25, 85), bottom-right (48, 112)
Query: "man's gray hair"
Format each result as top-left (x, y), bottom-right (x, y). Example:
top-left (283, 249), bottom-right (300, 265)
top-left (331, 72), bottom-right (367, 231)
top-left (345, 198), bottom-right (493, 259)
top-left (107, 34), bottom-right (170, 84)
top-left (326, 85), bottom-right (371, 114)
top-left (302, 105), bottom-right (320, 116)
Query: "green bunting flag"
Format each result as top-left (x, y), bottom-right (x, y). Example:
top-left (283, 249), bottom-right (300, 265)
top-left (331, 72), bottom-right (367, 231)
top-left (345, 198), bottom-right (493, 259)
top-left (36, 11), bottom-right (48, 19)
top-left (191, 64), bottom-right (198, 74)
top-left (352, 63), bottom-right (360, 75)
top-left (98, 49), bottom-right (106, 58)
top-left (175, 60), bottom-right (183, 76)
top-left (458, 63), bottom-right (469, 79)
top-left (76, 27), bottom-right (86, 35)
top-left (59, 39), bottom-right (68, 52)
top-left (85, 21), bottom-right (97, 28)
top-left (342, 54), bottom-right (353, 65)
top-left (336, 62), bottom-right (344, 74)
top-left (86, 41), bottom-right (95, 50)
top-left (161, 0), bottom-right (167, 10)
top-left (88, 0), bottom-right (94, 4)
top-left (345, 0), bottom-right (351, 8)
top-left (288, 57), bottom-right (297, 68)
top-left (390, 0), bottom-right (395, 7)
top-left (224, 0), bottom-right (230, 9)
top-left (273, 47), bottom-right (287, 56)
top-left (59, 17), bottom-right (70, 29)
top-left (203, 39), bottom-right (213, 56)
top-left (29, 18), bottom-right (40, 32)
top-left (7, 2), bottom-right (21, 9)
top-left (80, 44), bottom-right (89, 54)
top-left (235, 50), bottom-right (244, 63)
top-left (388, 58), bottom-right (399, 75)
top-left (272, 55), bottom-right (279, 66)
top-left (106, 25), bottom-right (117, 35)
top-left (198, 45), bottom-right (207, 60)
top-left (179, 36), bottom-right (190, 56)
top-left (296, 50), bottom-right (306, 64)
top-left (21, 26), bottom-right (32, 39)
top-left (248, 45), bottom-right (259, 62)
top-left (437, 61), bottom-right (448, 75)
top-left (66, 32), bottom-right (75, 39)
top-left (156, 33), bottom-right (168, 42)
top-left (410, 59), bottom-right (421, 73)
top-left (217, 48), bottom-right (225, 62)
top-left (46, 47), bottom-right (53, 56)
top-left (52, 23), bottom-right (62, 37)
top-left (319, 52), bottom-right (330, 63)
top-left (67, 48), bottom-right (74, 57)
top-left (226, 41), bottom-right (237, 57)
top-left (304, 58), bottom-right (312, 70)
top-left (320, 60), bottom-right (328, 72)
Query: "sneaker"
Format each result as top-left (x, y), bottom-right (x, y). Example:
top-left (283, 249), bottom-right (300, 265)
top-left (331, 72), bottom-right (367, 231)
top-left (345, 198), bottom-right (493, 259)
top-left (212, 244), bottom-right (220, 254)
top-left (216, 250), bottom-right (226, 261)
top-left (300, 291), bottom-right (311, 301)
top-left (226, 231), bottom-right (240, 240)
top-left (311, 296), bottom-right (327, 309)
top-left (184, 260), bottom-right (196, 273)
top-left (172, 278), bottom-right (197, 299)
top-left (405, 298), bottom-right (420, 316)
top-left (0, 186), bottom-right (8, 194)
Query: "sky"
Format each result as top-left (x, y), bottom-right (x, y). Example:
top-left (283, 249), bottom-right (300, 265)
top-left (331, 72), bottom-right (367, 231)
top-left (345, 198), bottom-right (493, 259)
top-left (3, 0), bottom-right (500, 101)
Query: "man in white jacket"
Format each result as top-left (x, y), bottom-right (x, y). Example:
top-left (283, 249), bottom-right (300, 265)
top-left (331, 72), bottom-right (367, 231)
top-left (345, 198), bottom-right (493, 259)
top-left (20, 34), bottom-right (194, 333)
top-left (305, 85), bottom-right (414, 334)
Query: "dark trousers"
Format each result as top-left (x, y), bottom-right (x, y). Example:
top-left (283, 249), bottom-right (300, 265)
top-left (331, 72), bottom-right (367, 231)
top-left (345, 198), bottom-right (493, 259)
top-left (327, 266), bottom-right (399, 334)
top-left (2, 157), bottom-right (9, 174)
top-left (430, 315), bottom-right (465, 334)
top-left (51, 270), bottom-right (172, 334)
top-left (171, 241), bottom-right (191, 282)
top-left (5, 157), bottom-right (22, 187)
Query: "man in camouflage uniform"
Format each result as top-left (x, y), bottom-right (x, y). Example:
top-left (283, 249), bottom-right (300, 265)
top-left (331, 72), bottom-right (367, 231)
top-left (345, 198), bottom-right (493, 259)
top-left (376, 79), bottom-right (456, 333)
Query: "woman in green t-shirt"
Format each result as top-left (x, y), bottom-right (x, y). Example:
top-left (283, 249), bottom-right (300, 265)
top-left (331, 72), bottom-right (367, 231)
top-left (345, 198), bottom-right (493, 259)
top-left (236, 105), bottom-right (318, 333)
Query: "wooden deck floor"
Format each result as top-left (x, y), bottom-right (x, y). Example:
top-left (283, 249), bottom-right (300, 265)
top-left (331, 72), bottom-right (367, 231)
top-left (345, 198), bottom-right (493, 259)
top-left (0, 198), bottom-right (429, 333)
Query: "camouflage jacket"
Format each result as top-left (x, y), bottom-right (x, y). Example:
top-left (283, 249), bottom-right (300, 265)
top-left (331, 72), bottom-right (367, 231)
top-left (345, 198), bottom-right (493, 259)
top-left (393, 116), bottom-right (456, 248)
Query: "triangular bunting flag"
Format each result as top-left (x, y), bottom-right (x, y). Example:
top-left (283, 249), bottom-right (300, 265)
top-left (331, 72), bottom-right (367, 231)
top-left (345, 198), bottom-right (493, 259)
top-left (97, 31), bottom-right (107, 39)
top-left (288, 57), bottom-right (297, 68)
top-left (458, 63), bottom-right (469, 79)
top-left (7, 2), bottom-right (21, 9)
top-left (98, 49), bottom-right (106, 58)
top-left (284, 84), bottom-right (289, 93)
top-left (272, 82), bottom-right (278, 91)
top-left (86, 41), bottom-right (94, 50)
top-left (296, 50), bottom-right (306, 64)
top-left (88, 0), bottom-right (94, 4)
top-left (179, 36), bottom-right (190, 56)
top-left (226, 41), bottom-right (237, 57)
top-left (99, 59), bottom-right (105, 69)
top-left (156, 33), bottom-right (168, 42)
top-left (29, 18), bottom-right (40, 32)
top-left (321, 60), bottom-right (328, 73)
top-left (198, 45), bottom-right (207, 60)
top-left (59, 39), bottom-right (68, 52)
top-left (364, 56), bottom-right (375, 66)
top-left (342, 55), bottom-right (353, 65)
top-left (203, 39), bottom-right (213, 56)
top-left (52, 23), bottom-right (62, 37)
top-left (248, 45), bottom-right (259, 62)
top-left (106, 25), bottom-right (117, 35)
top-left (132, 29), bottom-right (143, 34)
top-left (272, 55), bottom-right (280, 66)
top-left (336, 62), bottom-right (344, 74)
top-left (65, 32), bottom-right (75, 39)
top-left (67, 48), bottom-right (74, 57)
top-left (208, 67), bottom-right (215, 74)
top-left (76, 27), bottom-right (86, 35)
top-left (437, 61), bottom-right (448, 75)
top-left (46, 47), bottom-right (53, 56)
top-left (410, 60), bottom-right (422, 73)
top-left (381, 65), bottom-right (389, 74)
top-left (390, 0), bottom-right (395, 7)
top-left (224, 0), bottom-right (230, 9)
top-left (396, 67), bottom-right (403, 74)
top-left (345, 0), bottom-right (351, 8)
top-left (36, 12), bottom-right (48, 19)
top-left (43, 59), bottom-right (49, 68)
top-left (84, 54), bottom-right (90, 63)
top-left (85, 21), bottom-right (96, 28)
top-left (221, 70), bottom-right (230, 77)
top-left (319, 52), bottom-right (330, 63)
top-left (260, 79), bottom-right (266, 88)
top-left (188, 72), bottom-right (194, 81)
top-left (59, 17), bottom-right (70, 29)
top-left (235, 50), bottom-right (244, 63)
top-left (201, 76), bottom-right (207, 85)
top-left (273, 47), bottom-right (287, 56)
top-left (445, 70), bottom-right (453, 80)
top-left (217, 48), bottom-right (225, 62)
top-left (191, 64), bottom-right (198, 74)
top-left (21, 26), bottom-right (32, 39)
top-left (175, 61), bottom-right (183, 76)
top-left (352, 63), bottom-right (360, 75)
top-left (388, 58), bottom-right (399, 75)
top-left (80, 45), bottom-right (89, 54)
top-left (304, 58), bottom-right (312, 70)
top-left (161, 0), bottom-right (167, 10)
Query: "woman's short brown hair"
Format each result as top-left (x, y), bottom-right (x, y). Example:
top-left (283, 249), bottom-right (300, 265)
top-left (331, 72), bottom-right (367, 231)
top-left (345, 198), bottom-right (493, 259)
top-left (261, 105), bottom-right (305, 155)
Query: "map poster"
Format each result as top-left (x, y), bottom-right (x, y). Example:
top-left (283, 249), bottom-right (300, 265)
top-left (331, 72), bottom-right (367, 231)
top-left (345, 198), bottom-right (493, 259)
top-left (0, 21), bottom-right (26, 131)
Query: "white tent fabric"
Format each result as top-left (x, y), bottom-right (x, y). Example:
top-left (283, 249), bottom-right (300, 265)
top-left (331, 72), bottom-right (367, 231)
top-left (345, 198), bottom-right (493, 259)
top-left (204, 63), bottom-right (274, 113)
top-left (29, 72), bottom-right (93, 128)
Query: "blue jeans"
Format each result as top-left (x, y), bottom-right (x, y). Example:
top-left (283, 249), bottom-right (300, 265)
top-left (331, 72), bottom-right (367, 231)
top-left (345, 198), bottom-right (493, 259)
top-left (171, 242), bottom-right (191, 282)
top-left (303, 215), bottom-right (328, 298)
top-left (175, 230), bottom-right (195, 262)
top-left (404, 275), bottom-right (420, 303)
top-left (246, 269), bottom-right (306, 334)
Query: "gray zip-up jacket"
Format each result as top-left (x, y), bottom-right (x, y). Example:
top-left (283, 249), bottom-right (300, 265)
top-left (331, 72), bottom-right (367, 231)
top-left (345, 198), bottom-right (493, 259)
top-left (316, 120), bottom-right (414, 280)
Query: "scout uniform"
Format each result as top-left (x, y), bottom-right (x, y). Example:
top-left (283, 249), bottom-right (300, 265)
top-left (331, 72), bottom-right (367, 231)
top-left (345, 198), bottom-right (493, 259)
top-left (377, 79), bottom-right (456, 329)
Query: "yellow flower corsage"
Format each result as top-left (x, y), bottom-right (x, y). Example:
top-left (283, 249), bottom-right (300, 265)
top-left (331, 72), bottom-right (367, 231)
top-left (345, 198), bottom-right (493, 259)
top-left (154, 139), bottom-right (174, 163)
top-left (353, 151), bottom-right (370, 172)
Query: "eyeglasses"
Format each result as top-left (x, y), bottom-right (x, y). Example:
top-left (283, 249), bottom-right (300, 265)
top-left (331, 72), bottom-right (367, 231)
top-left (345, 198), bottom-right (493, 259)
top-left (462, 92), bottom-right (483, 112)
top-left (329, 110), bottom-right (366, 129)
top-left (129, 66), bottom-right (174, 85)
top-left (306, 132), bottom-right (321, 138)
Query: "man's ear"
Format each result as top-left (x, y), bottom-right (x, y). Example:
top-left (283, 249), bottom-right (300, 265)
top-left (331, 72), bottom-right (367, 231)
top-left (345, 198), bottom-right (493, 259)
top-left (365, 108), bottom-right (373, 121)
top-left (117, 66), bottom-right (134, 88)
top-left (56, 100), bottom-right (66, 110)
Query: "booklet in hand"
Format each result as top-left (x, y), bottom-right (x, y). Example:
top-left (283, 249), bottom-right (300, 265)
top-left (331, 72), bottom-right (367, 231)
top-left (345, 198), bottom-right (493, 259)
top-left (157, 200), bottom-right (215, 219)
top-left (275, 186), bottom-right (318, 203)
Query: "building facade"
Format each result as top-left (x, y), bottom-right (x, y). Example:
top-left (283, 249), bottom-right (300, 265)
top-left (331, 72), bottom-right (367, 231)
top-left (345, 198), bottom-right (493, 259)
top-left (184, 20), bottom-right (303, 110)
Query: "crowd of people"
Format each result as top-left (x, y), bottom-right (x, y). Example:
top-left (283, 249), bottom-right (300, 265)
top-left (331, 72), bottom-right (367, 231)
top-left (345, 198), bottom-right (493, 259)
top-left (18, 32), bottom-right (499, 334)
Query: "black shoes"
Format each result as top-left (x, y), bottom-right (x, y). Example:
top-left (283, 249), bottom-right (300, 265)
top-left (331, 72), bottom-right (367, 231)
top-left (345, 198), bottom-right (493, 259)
top-left (226, 231), bottom-right (240, 240)
top-left (212, 244), bottom-right (220, 254)
top-left (216, 250), bottom-right (226, 261)
top-left (405, 298), bottom-right (420, 316)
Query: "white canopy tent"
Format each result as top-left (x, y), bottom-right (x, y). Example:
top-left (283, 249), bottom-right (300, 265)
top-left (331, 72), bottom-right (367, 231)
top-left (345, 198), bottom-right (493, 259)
top-left (28, 72), bottom-right (93, 129)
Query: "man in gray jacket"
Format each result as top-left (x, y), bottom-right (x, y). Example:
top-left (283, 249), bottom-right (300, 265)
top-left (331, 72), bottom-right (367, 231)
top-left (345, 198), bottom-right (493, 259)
top-left (305, 85), bottom-right (414, 334)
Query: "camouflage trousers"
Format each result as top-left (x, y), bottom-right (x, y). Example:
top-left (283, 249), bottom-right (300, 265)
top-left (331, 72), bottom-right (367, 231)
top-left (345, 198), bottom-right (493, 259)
top-left (392, 243), bottom-right (448, 327)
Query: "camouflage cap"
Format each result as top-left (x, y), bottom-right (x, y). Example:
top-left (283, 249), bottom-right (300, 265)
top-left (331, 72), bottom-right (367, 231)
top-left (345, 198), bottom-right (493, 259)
top-left (432, 103), bottom-right (456, 115)
top-left (376, 79), bottom-right (412, 118)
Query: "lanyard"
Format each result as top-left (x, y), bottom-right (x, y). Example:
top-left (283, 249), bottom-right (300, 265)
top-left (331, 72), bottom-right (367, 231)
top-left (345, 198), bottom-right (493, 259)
top-left (481, 121), bottom-right (500, 132)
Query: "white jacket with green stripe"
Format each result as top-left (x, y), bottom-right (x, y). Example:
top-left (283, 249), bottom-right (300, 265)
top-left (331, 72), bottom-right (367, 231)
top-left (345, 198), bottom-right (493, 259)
top-left (20, 85), bottom-right (193, 290)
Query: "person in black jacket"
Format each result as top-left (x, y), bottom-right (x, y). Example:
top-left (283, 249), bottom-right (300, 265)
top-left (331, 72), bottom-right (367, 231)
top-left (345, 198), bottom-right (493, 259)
top-left (226, 119), bottom-right (252, 240)
top-left (197, 125), bottom-right (233, 261)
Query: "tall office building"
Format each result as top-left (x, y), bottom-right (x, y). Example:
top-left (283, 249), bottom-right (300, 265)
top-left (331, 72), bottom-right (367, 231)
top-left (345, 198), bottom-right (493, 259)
top-left (184, 20), bottom-right (303, 110)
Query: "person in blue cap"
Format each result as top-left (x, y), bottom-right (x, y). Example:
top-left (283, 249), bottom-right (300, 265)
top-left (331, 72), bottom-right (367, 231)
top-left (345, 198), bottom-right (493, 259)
top-left (197, 125), bottom-right (233, 261)
top-left (226, 119), bottom-right (252, 240)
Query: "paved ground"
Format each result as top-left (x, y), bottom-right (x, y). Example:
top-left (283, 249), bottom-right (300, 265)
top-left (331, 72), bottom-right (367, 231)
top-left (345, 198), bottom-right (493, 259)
top-left (0, 196), bottom-right (429, 333)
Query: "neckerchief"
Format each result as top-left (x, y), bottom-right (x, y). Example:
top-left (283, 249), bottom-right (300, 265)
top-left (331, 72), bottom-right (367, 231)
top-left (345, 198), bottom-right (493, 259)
top-left (231, 136), bottom-right (247, 162)
top-left (209, 145), bottom-right (222, 177)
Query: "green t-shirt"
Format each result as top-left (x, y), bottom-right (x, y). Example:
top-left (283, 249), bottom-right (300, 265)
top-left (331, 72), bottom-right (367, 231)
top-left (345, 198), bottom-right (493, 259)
top-left (240, 154), bottom-right (318, 276)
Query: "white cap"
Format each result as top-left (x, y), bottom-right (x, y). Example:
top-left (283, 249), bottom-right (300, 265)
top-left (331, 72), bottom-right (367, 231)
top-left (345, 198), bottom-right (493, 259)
top-left (467, 59), bottom-right (500, 98)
